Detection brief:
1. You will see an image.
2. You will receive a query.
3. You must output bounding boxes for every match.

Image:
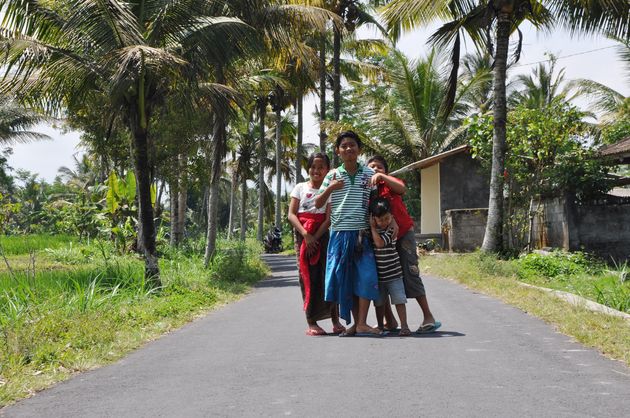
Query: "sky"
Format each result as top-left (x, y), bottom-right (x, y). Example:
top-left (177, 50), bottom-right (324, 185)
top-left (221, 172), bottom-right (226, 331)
top-left (7, 23), bottom-right (628, 183)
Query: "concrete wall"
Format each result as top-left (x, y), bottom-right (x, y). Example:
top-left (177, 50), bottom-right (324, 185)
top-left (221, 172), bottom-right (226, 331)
top-left (440, 152), bottom-right (490, 218)
top-left (533, 196), bottom-right (630, 261)
top-left (574, 202), bottom-right (630, 261)
top-left (444, 209), bottom-right (488, 252)
top-left (420, 163), bottom-right (441, 234)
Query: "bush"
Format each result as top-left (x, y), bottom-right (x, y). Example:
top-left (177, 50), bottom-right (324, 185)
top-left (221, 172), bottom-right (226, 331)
top-left (517, 251), bottom-right (602, 280)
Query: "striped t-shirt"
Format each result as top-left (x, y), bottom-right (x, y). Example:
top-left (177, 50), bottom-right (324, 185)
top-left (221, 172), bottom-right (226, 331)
top-left (374, 227), bottom-right (403, 282)
top-left (319, 163), bottom-right (375, 231)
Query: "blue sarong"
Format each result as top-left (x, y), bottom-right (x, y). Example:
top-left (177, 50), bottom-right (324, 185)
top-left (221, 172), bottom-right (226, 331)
top-left (324, 230), bottom-right (380, 324)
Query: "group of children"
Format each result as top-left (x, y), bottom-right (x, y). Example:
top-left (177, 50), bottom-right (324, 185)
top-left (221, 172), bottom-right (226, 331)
top-left (288, 130), bottom-right (441, 337)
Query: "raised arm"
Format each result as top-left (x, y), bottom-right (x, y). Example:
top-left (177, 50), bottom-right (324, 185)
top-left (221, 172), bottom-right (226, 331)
top-left (371, 173), bottom-right (406, 195)
top-left (315, 171), bottom-right (344, 208)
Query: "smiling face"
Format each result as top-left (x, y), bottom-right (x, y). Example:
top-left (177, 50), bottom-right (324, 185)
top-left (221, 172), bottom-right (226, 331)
top-left (336, 137), bottom-right (361, 163)
top-left (367, 160), bottom-right (386, 174)
top-left (308, 157), bottom-right (329, 186)
top-left (373, 213), bottom-right (393, 230)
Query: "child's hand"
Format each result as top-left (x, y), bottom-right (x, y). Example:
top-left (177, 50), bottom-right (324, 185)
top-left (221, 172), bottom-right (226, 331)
top-left (370, 173), bottom-right (384, 186)
top-left (328, 171), bottom-right (344, 191)
top-left (303, 233), bottom-right (316, 249)
top-left (389, 218), bottom-right (399, 237)
top-left (369, 216), bottom-right (376, 229)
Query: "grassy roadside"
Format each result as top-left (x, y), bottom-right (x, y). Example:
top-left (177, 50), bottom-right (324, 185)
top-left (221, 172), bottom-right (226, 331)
top-left (0, 238), bottom-right (269, 407)
top-left (420, 253), bottom-right (630, 367)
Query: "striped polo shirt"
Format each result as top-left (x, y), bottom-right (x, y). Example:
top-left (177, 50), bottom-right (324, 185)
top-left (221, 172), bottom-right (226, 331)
top-left (374, 227), bottom-right (403, 282)
top-left (319, 162), bottom-right (375, 231)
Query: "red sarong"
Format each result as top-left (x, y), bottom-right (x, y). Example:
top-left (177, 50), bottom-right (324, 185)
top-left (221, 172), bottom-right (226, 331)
top-left (297, 212), bottom-right (326, 311)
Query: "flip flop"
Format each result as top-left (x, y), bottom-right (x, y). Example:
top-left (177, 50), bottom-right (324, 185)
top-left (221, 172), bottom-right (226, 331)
top-left (382, 328), bottom-right (400, 335)
top-left (332, 325), bottom-right (346, 335)
top-left (399, 327), bottom-right (412, 337)
top-left (306, 328), bottom-right (327, 336)
top-left (339, 329), bottom-right (384, 338)
top-left (416, 321), bottom-right (442, 334)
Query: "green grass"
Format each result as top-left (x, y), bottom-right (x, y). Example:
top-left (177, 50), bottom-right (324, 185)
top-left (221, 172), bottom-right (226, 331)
top-left (421, 252), bottom-right (630, 366)
top-left (0, 237), bottom-right (269, 407)
top-left (0, 235), bottom-right (77, 256)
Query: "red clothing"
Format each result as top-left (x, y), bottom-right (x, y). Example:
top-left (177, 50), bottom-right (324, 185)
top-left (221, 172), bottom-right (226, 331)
top-left (377, 181), bottom-right (414, 239)
top-left (297, 212), bottom-right (326, 311)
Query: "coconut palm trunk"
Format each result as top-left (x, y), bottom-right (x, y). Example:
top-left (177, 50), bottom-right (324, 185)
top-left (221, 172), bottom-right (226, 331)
top-left (131, 122), bottom-right (160, 286)
top-left (240, 175), bottom-right (248, 241)
top-left (169, 177), bottom-right (179, 247)
top-left (176, 167), bottom-right (187, 244)
top-left (227, 166), bottom-right (237, 240)
top-left (296, 94), bottom-right (304, 183)
top-left (274, 101), bottom-right (282, 228)
top-left (481, 11), bottom-right (510, 253)
top-left (332, 27), bottom-right (341, 166)
top-left (319, 35), bottom-right (327, 152)
top-left (257, 98), bottom-right (267, 241)
top-left (204, 127), bottom-right (224, 266)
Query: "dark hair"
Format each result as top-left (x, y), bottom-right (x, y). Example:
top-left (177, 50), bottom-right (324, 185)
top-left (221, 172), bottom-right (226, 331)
top-left (367, 155), bottom-right (389, 174)
top-left (335, 130), bottom-right (362, 149)
top-left (369, 197), bottom-right (391, 217)
top-left (307, 152), bottom-right (330, 170)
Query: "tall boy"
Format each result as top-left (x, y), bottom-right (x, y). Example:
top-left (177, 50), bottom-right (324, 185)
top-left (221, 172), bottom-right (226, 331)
top-left (315, 131), bottom-right (381, 336)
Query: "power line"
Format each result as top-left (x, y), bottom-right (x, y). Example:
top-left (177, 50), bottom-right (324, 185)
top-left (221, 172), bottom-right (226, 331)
top-left (511, 45), bottom-right (618, 68)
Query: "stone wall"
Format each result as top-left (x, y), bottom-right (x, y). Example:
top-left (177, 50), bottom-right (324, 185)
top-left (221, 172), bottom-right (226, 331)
top-left (440, 152), bottom-right (489, 218)
top-left (533, 196), bottom-right (630, 261)
top-left (444, 208), bottom-right (488, 252)
top-left (574, 202), bottom-right (630, 261)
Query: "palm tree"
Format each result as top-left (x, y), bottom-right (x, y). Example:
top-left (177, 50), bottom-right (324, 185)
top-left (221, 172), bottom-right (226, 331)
top-left (0, 97), bottom-right (49, 145)
top-left (382, 0), bottom-right (629, 252)
top-left (0, 1), bottom-right (256, 284)
top-left (509, 54), bottom-right (574, 108)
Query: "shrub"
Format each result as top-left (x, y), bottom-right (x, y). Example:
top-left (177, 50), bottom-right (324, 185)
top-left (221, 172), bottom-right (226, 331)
top-left (517, 251), bottom-right (602, 281)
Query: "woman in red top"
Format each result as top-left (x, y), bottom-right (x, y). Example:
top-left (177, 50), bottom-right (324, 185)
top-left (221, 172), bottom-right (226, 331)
top-left (367, 155), bottom-right (440, 333)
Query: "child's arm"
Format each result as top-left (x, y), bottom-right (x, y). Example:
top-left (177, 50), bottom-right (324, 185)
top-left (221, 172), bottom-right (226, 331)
top-left (313, 203), bottom-right (331, 241)
top-left (371, 173), bottom-right (406, 195)
top-left (315, 171), bottom-right (344, 208)
top-left (370, 216), bottom-right (386, 248)
top-left (287, 197), bottom-right (310, 239)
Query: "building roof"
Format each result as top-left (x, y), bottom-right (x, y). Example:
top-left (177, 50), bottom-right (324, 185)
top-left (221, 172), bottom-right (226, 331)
top-left (390, 145), bottom-right (471, 175)
top-left (599, 136), bottom-right (630, 163)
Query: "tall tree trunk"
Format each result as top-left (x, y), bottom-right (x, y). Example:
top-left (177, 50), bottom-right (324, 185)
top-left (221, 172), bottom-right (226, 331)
top-left (296, 94), bottom-right (304, 183)
top-left (169, 178), bottom-right (178, 247)
top-left (332, 27), bottom-right (341, 166)
top-left (274, 102), bottom-right (282, 229)
top-left (132, 125), bottom-right (160, 286)
top-left (240, 175), bottom-right (247, 241)
top-left (204, 67), bottom-right (226, 266)
top-left (481, 11), bottom-right (510, 253)
top-left (257, 98), bottom-right (266, 241)
top-left (176, 163), bottom-right (187, 245)
top-left (319, 34), bottom-right (327, 153)
top-left (227, 166), bottom-right (237, 240)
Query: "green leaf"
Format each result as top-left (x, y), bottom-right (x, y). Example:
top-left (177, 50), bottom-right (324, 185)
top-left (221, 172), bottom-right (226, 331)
top-left (150, 183), bottom-right (157, 206)
top-left (124, 171), bottom-right (136, 201)
top-left (106, 172), bottom-right (120, 214)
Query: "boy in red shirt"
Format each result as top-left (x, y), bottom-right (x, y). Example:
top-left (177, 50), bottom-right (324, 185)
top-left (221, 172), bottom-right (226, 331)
top-left (367, 155), bottom-right (440, 333)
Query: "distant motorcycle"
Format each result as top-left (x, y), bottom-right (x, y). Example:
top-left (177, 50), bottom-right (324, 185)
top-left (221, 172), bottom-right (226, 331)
top-left (263, 227), bottom-right (283, 253)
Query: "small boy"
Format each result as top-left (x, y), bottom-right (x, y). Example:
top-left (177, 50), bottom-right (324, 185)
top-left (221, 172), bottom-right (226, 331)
top-left (367, 155), bottom-right (440, 333)
top-left (315, 130), bottom-right (381, 336)
top-left (369, 197), bottom-right (411, 336)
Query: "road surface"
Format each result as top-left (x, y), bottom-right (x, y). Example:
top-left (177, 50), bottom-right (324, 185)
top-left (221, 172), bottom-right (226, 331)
top-left (2, 254), bottom-right (629, 417)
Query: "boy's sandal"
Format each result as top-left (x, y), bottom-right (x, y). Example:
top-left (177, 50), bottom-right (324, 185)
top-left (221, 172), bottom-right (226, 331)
top-left (399, 327), bottom-right (412, 337)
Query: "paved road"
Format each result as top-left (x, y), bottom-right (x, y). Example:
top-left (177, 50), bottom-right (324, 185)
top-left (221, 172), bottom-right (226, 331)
top-left (2, 254), bottom-right (629, 417)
